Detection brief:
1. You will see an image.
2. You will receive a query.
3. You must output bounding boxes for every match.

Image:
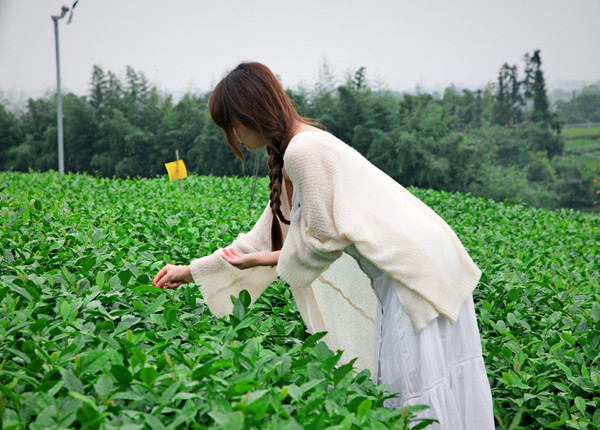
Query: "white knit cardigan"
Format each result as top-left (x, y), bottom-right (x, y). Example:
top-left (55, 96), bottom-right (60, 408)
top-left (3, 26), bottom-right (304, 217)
top-left (190, 130), bottom-right (481, 374)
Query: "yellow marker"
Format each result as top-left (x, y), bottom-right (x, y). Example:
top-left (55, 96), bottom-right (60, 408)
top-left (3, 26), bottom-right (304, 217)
top-left (164, 159), bottom-right (187, 181)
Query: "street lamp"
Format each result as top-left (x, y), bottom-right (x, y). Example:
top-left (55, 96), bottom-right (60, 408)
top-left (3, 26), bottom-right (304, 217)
top-left (52, 6), bottom-right (69, 174)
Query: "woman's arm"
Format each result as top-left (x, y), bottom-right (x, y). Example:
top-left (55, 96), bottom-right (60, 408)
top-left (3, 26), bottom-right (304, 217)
top-left (152, 200), bottom-right (285, 317)
top-left (152, 247), bottom-right (279, 290)
top-left (221, 248), bottom-right (280, 269)
top-left (153, 264), bottom-right (193, 290)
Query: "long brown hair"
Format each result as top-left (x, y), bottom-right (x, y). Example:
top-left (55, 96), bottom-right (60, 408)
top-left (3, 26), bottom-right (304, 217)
top-left (209, 62), bottom-right (317, 251)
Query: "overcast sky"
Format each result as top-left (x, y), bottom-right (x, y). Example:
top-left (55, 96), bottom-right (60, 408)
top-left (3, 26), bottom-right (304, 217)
top-left (1, 0), bottom-right (599, 102)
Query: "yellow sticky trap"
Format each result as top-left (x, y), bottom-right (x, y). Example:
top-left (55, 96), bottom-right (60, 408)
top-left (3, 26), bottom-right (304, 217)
top-left (164, 160), bottom-right (187, 181)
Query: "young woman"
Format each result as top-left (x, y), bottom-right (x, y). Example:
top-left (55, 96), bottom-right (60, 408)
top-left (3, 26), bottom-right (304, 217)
top-left (153, 62), bottom-right (494, 429)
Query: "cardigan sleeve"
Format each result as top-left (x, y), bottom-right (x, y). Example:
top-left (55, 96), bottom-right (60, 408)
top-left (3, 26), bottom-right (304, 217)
top-left (277, 137), bottom-right (351, 289)
top-left (189, 202), bottom-right (278, 317)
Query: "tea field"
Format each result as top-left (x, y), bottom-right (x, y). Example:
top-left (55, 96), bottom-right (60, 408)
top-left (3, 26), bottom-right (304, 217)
top-left (563, 126), bottom-right (600, 155)
top-left (1, 171), bottom-right (599, 429)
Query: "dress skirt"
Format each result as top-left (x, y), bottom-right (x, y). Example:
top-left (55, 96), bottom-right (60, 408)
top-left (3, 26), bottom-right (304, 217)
top-left (345, 245), bottom-right (495, 430)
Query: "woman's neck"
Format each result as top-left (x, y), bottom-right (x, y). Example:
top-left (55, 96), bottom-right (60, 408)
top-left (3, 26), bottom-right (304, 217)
top-left (292, 121), bottom-right (321, 136)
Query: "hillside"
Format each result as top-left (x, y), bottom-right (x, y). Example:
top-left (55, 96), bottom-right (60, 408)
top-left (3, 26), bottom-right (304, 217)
top-left (1, 172), bottom-right (599, 428)
top-left (563, 126), bottom-right (600, 157)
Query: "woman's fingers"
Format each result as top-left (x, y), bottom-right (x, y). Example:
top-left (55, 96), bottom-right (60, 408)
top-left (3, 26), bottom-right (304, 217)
top-left (222, 248), bottom-right (239, 265)
top-left (221, 247), bottom-right (243, 265)
top-left (153, 264), bottom-right (177, 290)
top-left (222, 247), bottom-right (241, 259)
top-left (154, 271), bottom-right (168, 289)
top-left (166, 280), bottom-right (182, 288)
top-left (153, 264), bottom-right (192, 290)
top-left (221, 248), bottom-right (260, 269)
top-left (152, 266), bottom-right (168, 286)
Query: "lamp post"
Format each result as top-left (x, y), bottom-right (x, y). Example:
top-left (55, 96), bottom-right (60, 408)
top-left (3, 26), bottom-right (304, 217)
top-left (52, 6), bottom-right (69, 174)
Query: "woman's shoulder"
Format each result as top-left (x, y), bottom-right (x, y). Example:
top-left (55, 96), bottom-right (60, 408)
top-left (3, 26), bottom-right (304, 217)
top-left (283, 130), bottom-right (345, 182)
top-left (285, 130), bottom-right (344, 161)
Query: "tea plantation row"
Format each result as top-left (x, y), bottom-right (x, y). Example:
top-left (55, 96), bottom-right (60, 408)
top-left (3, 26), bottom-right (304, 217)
top-left (1, 171), bottom-right (599, 429)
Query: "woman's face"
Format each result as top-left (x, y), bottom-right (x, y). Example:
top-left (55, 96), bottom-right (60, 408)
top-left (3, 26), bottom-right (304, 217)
top-left (232, 122), bottom-right (269, 152)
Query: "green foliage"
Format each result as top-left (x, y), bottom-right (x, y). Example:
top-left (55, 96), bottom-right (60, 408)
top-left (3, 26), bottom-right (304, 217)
top-left (2, 172), bottom-right (600, 428)
top-left (524, 50), bottom-right (553, 127)
top-left (0, 172), bottom-right (434, 429)
top-left (562, 126), bottom-right (600, 170)
top-left (553, 156), bottom-right (600, 211)
top-left (492, 51), bottom-right (560, 131)
top-left (0, 105), bottom-right (21, 164)
top-left (413, 187), bottom-right (600, 429)
top-left (493, 63), bottom-right (523, 126)
top-left (2, 54), bottom-right (599, 211)
top-left (556, 86), bottom-right (600, 124)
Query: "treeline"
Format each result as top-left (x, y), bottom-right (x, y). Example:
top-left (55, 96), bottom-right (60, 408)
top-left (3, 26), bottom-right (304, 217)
top-left (555, 85), bottom-right (600, 124)
top-left (1, 51), bottom-right (598, 211)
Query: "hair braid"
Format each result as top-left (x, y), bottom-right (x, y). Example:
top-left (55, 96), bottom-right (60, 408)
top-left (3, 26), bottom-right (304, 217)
top-left (267, 141), bottom-right (290, 251)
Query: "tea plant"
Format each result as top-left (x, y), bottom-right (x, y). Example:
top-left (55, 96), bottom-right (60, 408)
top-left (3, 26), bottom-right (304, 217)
top-left (415, 188), bottom-right (600, 428)
top-left (1, 171), bottom-right (599, 428)
top-left (0, 172), bottom-right (434, 429)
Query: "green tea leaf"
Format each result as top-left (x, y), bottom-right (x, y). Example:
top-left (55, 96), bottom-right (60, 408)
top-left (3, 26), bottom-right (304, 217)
top-left (115, 316), bottom-right (142, 334)
top-left (561, 332), bottom-right (576, 347)
top-left (60, 301), bottom-right (71, 320)
top-left (80, 350), bottom-right (111, 375)
top-left (574, 396), bottom-right (586, 414)
top-left (62, 368), bottom-right (84, 392)
top-left (239, 289), bottom-right (251, 308)
top-left (231, 297), bottom-right (245, 322)
top-left (68, 391), bottom-right (99, 411)
top-left (143, 294), bottom-right (168, 314)
top-left (302, 331), bottom-right (328, 349)
top-left (144, 414), bottom-right (167, 430)
top-left (159, 380), bottom-right (181, 404)
top-left (333, 362), bottom-right (354, 386)
top-left (140, 367), bottom-right (157, 386)
top-left (96, 271), bottom-right (105, 287)
top-left (357, 398), bottom-right (372, 419)
top-left (94, 374), bottom-right (113, 399)
top-left (111, 365), bottom-right (132, 385)
top-left (131, 347), bottom-right (146, 369)
top-left (164, 302), bottom-right (181, 328)
top-left (591, 302), bottom-right (600, 322)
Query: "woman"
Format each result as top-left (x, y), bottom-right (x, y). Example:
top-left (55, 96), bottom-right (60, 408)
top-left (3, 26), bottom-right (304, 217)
top-left (153, 62), bottom-right (494, 429)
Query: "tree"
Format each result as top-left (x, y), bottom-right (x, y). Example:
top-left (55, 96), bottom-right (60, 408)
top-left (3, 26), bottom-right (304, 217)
top-left (5, 96), bottom-right (58, 172)
top-left (555, 85), bottom-right (600, 124)
top-left (89, 65), bottom-right (108, 113)
top-left (0, 105), bottom-right (22, 169)
top-left (553, 157), bottom-right (599, 211)
top-left (351, 66), bottom-right (368, 92)
top-left (492, 63), bottom-right (523, 126)
top-left (62, 93), bottom-right (99, 173)
top-left (442, 88), bottom-right (483, 130)
top-left (524, 51), bottom-right (551, 126)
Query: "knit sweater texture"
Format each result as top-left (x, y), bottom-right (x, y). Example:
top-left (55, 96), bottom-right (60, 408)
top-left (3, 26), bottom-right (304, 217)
top-left (190, 130), bottom-right (481, 373)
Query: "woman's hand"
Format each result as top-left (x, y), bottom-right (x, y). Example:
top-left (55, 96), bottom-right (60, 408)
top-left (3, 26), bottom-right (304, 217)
top-left (221, 248), bottom-right (280, 269)
top-left (153, 264), bottom-right (193, 290)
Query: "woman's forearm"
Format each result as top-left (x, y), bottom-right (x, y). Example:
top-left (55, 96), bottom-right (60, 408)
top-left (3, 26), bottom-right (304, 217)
top-left (221, 248), bottom-right (280, 269)
top-left (257, 250), bottom-right (280, 267)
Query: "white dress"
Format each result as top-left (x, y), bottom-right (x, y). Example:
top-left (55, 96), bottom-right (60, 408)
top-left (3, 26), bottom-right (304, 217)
top-left (293, 190), bottom-right (495, 429)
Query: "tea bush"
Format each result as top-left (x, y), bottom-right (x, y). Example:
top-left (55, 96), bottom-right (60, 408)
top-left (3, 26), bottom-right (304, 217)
top-left (1, 171), bottom-right (599, 428)
top-left (0, 172), bottom-right (432, 429)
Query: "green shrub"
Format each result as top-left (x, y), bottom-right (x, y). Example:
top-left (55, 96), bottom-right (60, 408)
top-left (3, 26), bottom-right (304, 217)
top-left (0, 172), bottom-right (433, 429)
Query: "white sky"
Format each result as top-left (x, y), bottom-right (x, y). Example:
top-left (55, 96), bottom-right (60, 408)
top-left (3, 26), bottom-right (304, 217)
top-left (1, 0), bottom-right (599, 102)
